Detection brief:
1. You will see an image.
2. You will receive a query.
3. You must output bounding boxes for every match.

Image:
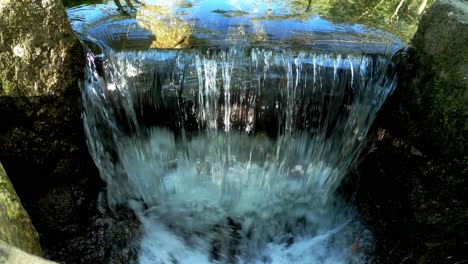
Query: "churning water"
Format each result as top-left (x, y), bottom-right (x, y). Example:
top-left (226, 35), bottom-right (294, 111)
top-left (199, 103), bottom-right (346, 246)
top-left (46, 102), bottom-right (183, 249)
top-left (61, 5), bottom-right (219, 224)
top-left (72, 1), bottom-right (400, 263)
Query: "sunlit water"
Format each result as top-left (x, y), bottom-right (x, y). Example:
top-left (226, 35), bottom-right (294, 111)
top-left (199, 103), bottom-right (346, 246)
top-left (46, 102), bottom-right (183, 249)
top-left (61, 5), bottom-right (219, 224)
top-left (71, 1), bottom-right (400, 263)
top-left (67, 0), bottom-right (402, 52)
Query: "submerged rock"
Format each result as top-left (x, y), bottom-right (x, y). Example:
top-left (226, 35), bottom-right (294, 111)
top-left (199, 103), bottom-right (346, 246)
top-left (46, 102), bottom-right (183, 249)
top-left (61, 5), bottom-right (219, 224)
top-left (0, 162), bottom-right (41, 256)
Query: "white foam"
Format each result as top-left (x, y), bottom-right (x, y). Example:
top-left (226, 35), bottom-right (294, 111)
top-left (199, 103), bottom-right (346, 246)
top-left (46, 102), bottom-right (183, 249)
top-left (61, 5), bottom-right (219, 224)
top-left (81, 48), bottom-right (396, 263)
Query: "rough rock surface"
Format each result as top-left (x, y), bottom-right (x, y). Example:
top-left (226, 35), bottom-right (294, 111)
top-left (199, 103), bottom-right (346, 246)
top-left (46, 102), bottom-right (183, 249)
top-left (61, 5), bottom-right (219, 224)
top-left (0, 0), bottom-right (106, 262)
top-left (0, 239), bottom-right (57, 264)
top-left (341, 1), bottom-right (467, 263)
top-left (0, 162), bottom-right (41, 256)
top-left (43, 208), bottom-right (141, 264)
top-left (405, 0), bottom-right (467, 157)
top-left (0, 0), bottom-right (83, 96)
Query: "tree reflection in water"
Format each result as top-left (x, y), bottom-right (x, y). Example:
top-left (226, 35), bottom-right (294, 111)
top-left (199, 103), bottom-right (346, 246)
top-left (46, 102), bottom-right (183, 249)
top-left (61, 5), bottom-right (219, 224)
top-left (114, 0), bottom-right (140, 15)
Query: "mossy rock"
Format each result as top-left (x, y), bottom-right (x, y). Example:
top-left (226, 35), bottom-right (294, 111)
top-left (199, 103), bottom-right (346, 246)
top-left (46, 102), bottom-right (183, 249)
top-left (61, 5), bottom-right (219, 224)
top-left (404, 0), bottom-right (468, 158)
top-left (0, 239), bottom-right (57, 263)
top-left (0, 162), bottom-right (42, 256)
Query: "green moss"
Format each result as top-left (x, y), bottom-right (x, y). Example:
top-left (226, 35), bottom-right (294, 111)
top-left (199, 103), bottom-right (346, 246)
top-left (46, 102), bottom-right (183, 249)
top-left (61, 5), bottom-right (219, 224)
top-left (0, 80), bottom-right (19, 96)
top-left (0, 162), bottom-right (42, 256)
top-left (432, 80), bottom-right (462, 134)
top-left (415, 53), bottom-right (466, 157)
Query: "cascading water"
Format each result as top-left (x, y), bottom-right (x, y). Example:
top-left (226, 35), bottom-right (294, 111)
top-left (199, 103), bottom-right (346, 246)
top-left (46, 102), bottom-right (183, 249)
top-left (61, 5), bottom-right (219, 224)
top-left (72, 1), bottom-right (400, 263)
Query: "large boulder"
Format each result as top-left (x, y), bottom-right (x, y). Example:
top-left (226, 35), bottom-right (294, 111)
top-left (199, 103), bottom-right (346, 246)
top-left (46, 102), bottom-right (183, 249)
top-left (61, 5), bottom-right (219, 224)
top-left (0, 162), bottom-right (41, 256)
top-left (0, 0), bottom-right (102, 261)
top-left (403, 0), bottom-right (467, 157)
top-left (341, 1), bottom-right (467, 263)
top-left (0, 0), bottom-right (83, 96)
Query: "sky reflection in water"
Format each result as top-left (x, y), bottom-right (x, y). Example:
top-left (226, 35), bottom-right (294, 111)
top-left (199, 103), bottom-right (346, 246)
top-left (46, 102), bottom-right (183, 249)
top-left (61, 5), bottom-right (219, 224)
top-left (67, 0), bottom-right (402, 54)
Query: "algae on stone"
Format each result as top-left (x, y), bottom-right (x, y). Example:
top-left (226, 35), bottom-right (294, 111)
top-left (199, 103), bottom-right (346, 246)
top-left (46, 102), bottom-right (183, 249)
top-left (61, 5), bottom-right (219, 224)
top-left (0, 162), bottom-right (42, 256)
top-left (350, 1), bottom-right (468, 262)
top-left (406, 0), bottom-right (467, 157)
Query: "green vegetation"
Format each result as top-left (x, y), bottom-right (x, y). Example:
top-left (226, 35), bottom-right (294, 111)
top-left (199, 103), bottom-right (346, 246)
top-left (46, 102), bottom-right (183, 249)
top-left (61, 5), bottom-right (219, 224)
top-left (0, 80), bottom-right (18, 96)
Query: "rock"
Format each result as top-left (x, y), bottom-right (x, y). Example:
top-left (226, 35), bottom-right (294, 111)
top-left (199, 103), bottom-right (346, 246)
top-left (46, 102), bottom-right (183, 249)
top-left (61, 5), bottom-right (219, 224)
top-left (403, 0), bottom-right (467, 158)
top-left (43, 208), bottom-right (141, 264)
top-left (340, 1), bottom-right (468, 263)
top-left (0, 0), bottom-right (88, 203)
top-left (0, 92), bottom-right (102, 243)
top-left (0, 239), bottom-right (57, 264)
top-left (0, 162), bottom-right (41, 256)
top-left (0, 0), bottom-right (105, 262)
top-left (0, 0), bottom-right (84, 96)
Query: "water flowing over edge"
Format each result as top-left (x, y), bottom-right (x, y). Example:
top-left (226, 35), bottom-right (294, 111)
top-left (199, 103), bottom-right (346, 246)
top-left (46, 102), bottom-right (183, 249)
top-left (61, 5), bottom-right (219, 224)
top-left (81, 47), bottom-right (397, 263)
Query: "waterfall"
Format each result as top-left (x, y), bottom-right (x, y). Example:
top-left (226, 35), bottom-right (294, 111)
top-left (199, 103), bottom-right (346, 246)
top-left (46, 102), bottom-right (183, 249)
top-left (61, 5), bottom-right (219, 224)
top-left (81, 46), bottom-right (397, 263)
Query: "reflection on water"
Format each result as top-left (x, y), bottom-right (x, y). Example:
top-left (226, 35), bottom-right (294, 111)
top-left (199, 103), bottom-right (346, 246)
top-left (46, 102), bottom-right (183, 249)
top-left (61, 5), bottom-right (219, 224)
top-left (67, 0), bottom-right (403, 53)
top-left (288, 0), bottom-right (435, 42)
top-left (137, 1), bottom-right (193, 48)
top-left (66, 0), bottom-right (433, 42)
